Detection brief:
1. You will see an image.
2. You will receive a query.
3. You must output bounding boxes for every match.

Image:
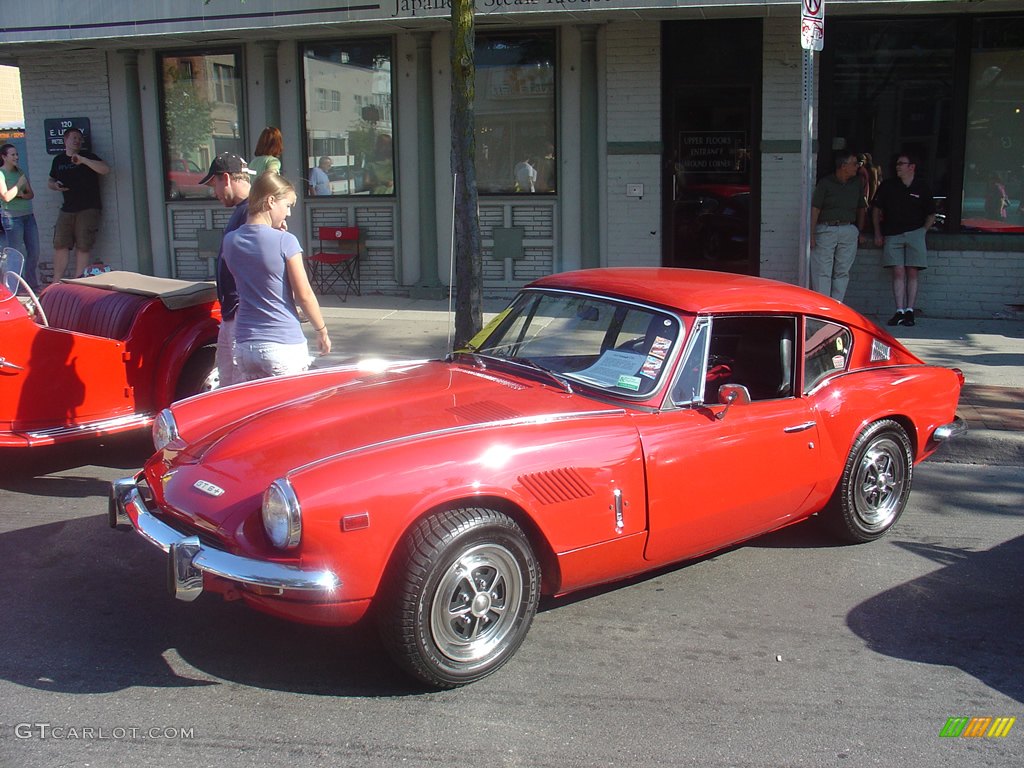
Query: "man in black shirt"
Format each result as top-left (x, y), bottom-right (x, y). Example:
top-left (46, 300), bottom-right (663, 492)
top-left (871, 153), bottom-right (936, 326)
top-left (47, 128), bottom-right (110, 281)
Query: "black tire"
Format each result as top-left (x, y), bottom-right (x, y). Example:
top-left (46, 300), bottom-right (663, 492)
top-left (379, 507), bottom-right (540, 689)
top-left (174, 344), bottom-right (218, 401)
top-left (826, 419), bottom-right (913, 543)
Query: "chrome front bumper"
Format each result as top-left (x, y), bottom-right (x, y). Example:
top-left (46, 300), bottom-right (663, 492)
top-left (109, 476), bottom-right (340, 602)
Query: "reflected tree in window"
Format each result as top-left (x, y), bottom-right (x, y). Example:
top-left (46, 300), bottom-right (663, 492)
top-left (160, 51), bottom-right (245, 201)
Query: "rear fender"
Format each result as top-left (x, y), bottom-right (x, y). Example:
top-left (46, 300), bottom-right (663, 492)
top-left (152, 317), bottom-right (220, 410)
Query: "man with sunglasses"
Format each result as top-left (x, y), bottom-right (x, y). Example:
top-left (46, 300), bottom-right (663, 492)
top-left (871, 153), bottom-right (936, 327)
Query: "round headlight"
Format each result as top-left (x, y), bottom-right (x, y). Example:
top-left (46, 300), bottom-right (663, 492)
top-left (262, 479), bottom-right (302, 549)
top-left (152, 408), bottom-right (179, 452)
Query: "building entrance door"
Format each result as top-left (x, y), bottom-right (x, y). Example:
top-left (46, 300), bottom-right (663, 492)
top-left (662, 20), bottom-right (761, 275)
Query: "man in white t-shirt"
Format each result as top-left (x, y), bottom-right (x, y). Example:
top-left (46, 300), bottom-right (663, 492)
top-left (514, 157), bottom-right (536, 193)
top-left (308, 156), bottom-right (332, 196)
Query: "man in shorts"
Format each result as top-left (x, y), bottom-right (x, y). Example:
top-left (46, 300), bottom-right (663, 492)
top-left (48, 128), bottom-right (111, 281)
top-left (871, 152), bottom-right (936, 327)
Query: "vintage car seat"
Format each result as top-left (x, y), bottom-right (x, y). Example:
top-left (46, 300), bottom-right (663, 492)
top-left (40, 282), bottom-right (149, 340)
top-left (726, 319), bottom-right (795, 401)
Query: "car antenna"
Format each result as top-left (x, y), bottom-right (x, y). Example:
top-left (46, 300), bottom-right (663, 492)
top-left (446, 172), bottom-right (457, 355)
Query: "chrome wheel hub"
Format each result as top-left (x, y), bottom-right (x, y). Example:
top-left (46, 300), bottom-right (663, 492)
top-left (855, 439), bottom-right (904, 529)
top-left (430, 543), bottom-right (523, 663)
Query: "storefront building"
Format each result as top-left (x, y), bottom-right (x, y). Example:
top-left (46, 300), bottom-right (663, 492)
top-left (2, 0), bottom-right (1023, 318)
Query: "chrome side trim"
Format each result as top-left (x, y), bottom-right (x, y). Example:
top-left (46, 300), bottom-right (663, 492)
top-left (933, 416), bottom-right (968, 442)
top-left (26, 413), bottom-right (153, 439)
top-left (289, 407), bottom-right (627, 478)
top-left (110, 479), bottom-right (340, 600)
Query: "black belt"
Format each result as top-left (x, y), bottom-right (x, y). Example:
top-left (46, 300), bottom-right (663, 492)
top-left (822, 221), bottom-right (853, 226)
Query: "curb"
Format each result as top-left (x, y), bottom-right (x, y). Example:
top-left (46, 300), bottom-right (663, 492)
top-left (927, 429), bottom-right (1024, 467)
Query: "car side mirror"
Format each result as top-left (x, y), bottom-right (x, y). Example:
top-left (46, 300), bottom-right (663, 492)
top-left (716, 383), bottom-right (751, 420)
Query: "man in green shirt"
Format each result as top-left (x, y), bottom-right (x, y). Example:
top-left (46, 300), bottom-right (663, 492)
top-left (810, 151), bottom-right (868, 302)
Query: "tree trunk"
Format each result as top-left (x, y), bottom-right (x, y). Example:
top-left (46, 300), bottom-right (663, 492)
top-left (450, 0), bottom-right (483, 348)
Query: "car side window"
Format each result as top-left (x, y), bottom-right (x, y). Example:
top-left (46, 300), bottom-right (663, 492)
top-left (803, 318), bottom-right (853, 394)
top-left (701, 315), bottom-right (797, 402)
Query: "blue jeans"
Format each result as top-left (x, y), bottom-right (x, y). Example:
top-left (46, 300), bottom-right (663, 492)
top-left (1, 212), bottom-right (40, 291)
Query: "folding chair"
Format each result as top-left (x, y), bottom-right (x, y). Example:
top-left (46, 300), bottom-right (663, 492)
top-left (307, 226), bottom-right (362, 300)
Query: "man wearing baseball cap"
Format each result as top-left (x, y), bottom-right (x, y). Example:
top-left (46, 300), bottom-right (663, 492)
top-left (202, 153), bottom-right (256, 386)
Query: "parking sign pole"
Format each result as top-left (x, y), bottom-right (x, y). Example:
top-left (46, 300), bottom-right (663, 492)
top-left (799, 0), bottom-right (824, 289)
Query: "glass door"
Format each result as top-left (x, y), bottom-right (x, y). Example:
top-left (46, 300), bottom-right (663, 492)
top-left (662, 21), bottom-right (761, 274)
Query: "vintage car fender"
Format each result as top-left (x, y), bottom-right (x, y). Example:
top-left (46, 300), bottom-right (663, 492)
top-left (278, 413), bottom-right (650, 602)
top-left (807, 363), bottom-right (964, 470)
top-left (149, 315), bottom-right (220, 408)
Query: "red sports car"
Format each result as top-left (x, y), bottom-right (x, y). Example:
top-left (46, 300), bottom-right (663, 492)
top-left (109, 268), bottom-right (965, 688)
top-left (0, 269), bottom-right (220, 447)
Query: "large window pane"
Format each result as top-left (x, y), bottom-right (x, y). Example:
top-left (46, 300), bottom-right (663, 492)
top-left (159, 50), bottom-right (245, 201)
top-left (302, 40), bottom-right (393, 197)
top-left (828, 20), bottom-right (955, 227)
top-left (963, 17), bottom-right (1024, 232)
top-left (476, 32), bottom-right (557, 195)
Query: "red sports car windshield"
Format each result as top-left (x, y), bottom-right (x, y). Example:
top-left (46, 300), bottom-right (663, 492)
top-left (472, 289), bottom-right (684, 398)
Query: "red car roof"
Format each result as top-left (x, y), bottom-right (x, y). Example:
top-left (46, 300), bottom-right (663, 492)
top-left (529, 268), bottom-right (871, 326)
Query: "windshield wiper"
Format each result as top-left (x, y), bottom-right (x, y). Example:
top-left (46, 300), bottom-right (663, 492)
top-left (448, 350), bottom-right (572, 393)
top-left (501, 357), bottom-right (574, 394)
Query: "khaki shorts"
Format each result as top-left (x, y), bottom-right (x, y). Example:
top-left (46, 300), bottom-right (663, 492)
top-left (53, 209), bottom-right (101, 251)
top-left (881, 226), bottom-right (928, 269)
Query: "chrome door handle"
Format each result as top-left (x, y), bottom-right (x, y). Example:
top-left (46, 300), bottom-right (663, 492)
top-left (0, 357), bottom-right (24, 371)
top-left (784, 421), bottom-right (816, 433)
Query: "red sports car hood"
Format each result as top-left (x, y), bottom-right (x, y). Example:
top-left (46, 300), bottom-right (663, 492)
top-left (152, 360), bottom-right (618, 530)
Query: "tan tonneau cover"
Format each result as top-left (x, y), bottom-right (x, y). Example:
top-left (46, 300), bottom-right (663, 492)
top-left (62, 271), bottom-right (217, 310)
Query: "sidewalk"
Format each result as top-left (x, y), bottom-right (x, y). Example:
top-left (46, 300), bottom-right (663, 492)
top-left (310, 294), bottom-right (1024, 466)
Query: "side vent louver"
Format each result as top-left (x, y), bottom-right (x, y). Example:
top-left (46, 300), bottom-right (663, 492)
top-left (447, 401), bottom-right (523, 424)
top-left (518, 468), bottom-right (594, 505)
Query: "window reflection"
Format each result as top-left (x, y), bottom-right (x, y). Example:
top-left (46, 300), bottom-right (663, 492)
top-left (828, 21), bottom-right (955, 227)
top-left (963, 18), bottom-right (1024, 232)
top-left (302, 40), bottom-right (393, 196)
top-left (476, 32), bottom-right (557, 195)
top-left (159, 51), bottom-right (245, 201)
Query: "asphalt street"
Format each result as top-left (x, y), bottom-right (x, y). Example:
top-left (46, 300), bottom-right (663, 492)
top-left (0, 299), bottom-right (1021, 767)
top-left (0, 445), bottom-right (1020, 767)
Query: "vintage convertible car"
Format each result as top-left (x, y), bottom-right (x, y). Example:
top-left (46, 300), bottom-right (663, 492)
top-left (109, 268), bottom-right (966, 688)
top-left (0, 262), bottom-right (220, 447)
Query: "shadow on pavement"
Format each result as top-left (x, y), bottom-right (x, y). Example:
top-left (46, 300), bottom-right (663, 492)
top-left (0, 432), bottom-right (153, 493)
top-left (847, 535), bottom-right (1024, 705)
top-left (0, 514), bottom-right (424, 697)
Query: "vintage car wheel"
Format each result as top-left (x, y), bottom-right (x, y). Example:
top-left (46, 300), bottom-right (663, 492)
top-left (379, 508), bottom-right (540, 688)
top-left (827, 419), bottom-right (913, 543)
top-left (174, 344), bottom-right (219, 401)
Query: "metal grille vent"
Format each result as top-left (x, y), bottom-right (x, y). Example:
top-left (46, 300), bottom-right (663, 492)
top-left (447, 401), bottom-right (523, 424)
top-left (518, 468), bottom-right (594, 505)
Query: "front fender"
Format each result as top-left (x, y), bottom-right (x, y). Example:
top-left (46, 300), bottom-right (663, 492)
top-left (285, 417), bottom-right (648, 602)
